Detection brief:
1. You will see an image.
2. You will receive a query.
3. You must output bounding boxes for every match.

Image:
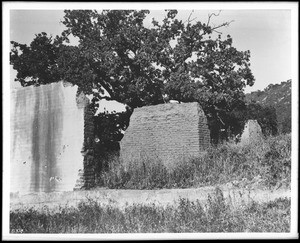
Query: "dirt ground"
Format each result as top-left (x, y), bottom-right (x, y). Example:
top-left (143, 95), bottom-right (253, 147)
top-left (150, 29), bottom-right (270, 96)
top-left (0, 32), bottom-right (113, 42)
top-left (10, 182), bottom-right (291, 213)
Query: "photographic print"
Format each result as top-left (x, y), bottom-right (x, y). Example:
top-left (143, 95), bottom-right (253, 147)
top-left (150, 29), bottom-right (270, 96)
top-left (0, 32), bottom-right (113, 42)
top-left (2, 1), bottom-right (298, 240)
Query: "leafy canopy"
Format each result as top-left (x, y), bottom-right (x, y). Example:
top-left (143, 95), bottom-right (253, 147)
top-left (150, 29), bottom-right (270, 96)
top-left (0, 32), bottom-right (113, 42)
top-left (10, 10), bottom-right (255, 142)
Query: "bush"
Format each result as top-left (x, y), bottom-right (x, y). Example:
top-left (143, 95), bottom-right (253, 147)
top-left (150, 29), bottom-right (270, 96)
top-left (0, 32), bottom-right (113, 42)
top-left (261, 134), bottom-right (291, 187)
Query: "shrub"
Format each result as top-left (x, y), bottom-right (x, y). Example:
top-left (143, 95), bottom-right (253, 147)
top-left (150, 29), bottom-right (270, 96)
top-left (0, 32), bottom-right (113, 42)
top-left (261, 134), bottom-right (291, 187)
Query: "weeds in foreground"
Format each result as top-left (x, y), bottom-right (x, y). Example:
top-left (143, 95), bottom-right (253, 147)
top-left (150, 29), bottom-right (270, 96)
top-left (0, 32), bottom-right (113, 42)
top-left (10, 188), bottom-right (290, 233)
top-left (97, 133), bottom-right (291, 189)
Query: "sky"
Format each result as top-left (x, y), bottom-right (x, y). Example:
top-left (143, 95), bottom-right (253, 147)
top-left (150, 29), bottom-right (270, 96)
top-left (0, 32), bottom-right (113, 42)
top-left (5, 2), bottom-right (298, 111)
top-left (8, 4), bottom-right (294, 95)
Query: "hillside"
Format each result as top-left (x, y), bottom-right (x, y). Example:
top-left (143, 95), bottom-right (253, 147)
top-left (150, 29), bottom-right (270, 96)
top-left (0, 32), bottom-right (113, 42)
top-left (245, 79), bottom-right (291, 134)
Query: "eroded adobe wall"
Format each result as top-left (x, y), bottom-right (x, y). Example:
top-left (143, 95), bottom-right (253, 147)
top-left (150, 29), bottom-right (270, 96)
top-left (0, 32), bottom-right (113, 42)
top-left (240, 119), bottom-right (264, 145)
top-left (10, 82), bottom-right (89, 194)
top-left (120, 102), bottom-right (210, 169)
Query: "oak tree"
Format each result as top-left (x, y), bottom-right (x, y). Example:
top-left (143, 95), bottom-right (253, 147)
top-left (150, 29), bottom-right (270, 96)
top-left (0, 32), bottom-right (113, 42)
top-left (10, 10), bottom-right (255, 143)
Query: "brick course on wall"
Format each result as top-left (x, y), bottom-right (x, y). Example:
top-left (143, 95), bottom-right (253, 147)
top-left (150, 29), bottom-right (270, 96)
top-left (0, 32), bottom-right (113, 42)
top-left (74, 100), bottom-right (95, 190)
top-left (120, 102), bottom-right (210, 169)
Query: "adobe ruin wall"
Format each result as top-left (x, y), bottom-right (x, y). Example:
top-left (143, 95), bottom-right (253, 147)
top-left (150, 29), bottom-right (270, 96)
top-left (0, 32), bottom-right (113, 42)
top-left (10, 81), bottom-right (95, 194)
top-left (120, 102), bottom-right (210, 169)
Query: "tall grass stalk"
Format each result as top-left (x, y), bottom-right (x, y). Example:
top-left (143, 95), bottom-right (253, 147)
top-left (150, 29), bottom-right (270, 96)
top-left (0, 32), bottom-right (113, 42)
top-left (10, 188), bottom-right (290, 233)
top-left (97, 134), bottom-right (291, 189)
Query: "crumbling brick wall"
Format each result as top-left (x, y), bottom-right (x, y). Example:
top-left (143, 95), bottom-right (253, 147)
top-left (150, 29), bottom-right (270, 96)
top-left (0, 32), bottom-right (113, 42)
top-left (120, 102), bottom-right (210, 169)
top-left (82, 104), bottom-right (96, 189)
top-left (74, 93), bottom-right (95, 190)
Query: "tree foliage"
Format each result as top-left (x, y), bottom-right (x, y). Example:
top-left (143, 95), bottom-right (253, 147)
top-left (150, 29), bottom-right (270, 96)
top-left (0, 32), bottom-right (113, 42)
top-left (94, 107), bottom-right (133, 148)
top-left (246, 102), bottom-right (278, 136)
top-left (281, 116), bottom-right (291, 134)
top-left (10, 10), bottom-right (255, 143)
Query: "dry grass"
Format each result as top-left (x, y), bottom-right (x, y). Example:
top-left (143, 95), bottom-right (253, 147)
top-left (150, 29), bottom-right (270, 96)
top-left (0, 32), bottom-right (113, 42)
top-left (10, 188), bottom-right (290, 233)
top-left (10, 134), bottom-right (291, 234)
top-left (96, 133), bottom-right (291, 190)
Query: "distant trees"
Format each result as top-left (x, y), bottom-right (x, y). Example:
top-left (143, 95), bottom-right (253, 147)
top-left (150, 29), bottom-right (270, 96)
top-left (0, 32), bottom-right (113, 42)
top-left (281, 116), bottom-right (291, 134)
top-left (245, 102), bottom-right (278, 136)
top-left (10, 10), bottom-right (256, 144)
top-left (245, 79), bottom-right (292, 136)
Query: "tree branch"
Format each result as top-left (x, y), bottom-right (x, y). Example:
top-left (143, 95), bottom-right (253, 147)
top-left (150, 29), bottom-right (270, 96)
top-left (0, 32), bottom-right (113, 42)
top-left (184, 10), bottom-right (197, 25)
top-left (94, 74), bottom-right (115, 99)
top-left (210, 20), bottom-right (235, 34)
top-left (187, 10), bottom-right (194, 23)
top-left (207, 10), bottom-right (222, 26)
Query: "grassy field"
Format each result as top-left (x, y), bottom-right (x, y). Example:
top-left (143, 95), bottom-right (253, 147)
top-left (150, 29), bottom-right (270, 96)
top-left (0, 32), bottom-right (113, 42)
top-left (10, 133), bottom-right (291, 234)
top-left (98, 133), bottom-right (291, 190)
top-left (10, 188), bottom-right (290, 233)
